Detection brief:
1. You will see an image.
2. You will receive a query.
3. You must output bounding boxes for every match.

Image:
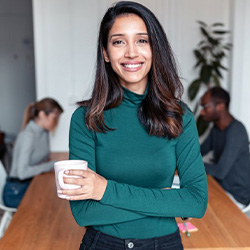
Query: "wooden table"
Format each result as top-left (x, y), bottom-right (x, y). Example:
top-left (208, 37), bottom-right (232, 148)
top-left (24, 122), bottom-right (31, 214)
top-left (1, 156), bottom-right (250, 249)
top-left (0, 172), bottom-right (85, 249)
top-left (176, 175), bottom-right (250, 250)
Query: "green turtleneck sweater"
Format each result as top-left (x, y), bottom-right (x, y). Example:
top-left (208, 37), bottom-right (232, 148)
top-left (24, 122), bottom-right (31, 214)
top-left (69, 87), bottom-right (208, 239)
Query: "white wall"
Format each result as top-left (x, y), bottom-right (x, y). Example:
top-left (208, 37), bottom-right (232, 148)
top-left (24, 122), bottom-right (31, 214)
top-left (33, 0), bottom-right (103, 151)
top-left (158, 0), bottom-right (232, 107)
top-left (33, 0), bottom-right (236, 151)
top-left (0, 0), bottom-right (36, 136)
top-left (230, 0), bottom-right (250, 137)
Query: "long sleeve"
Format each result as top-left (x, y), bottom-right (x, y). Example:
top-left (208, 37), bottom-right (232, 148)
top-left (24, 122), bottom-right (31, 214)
top-left (69, 107), bottom-right (146, 226)
top-left (204, 125), bottom-right (245, 180)
top-left (100, 111), bottom-right (208, 219)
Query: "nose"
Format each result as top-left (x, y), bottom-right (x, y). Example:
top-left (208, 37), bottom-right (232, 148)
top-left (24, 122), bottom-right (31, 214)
top-left (124, 43), bottom-right (138, 58)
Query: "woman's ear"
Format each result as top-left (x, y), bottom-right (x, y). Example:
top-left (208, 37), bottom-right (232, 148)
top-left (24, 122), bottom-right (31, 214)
top-left (38, 110), bottom-right (46, 120)
top-left (103, 49), bottom-right (110, 62)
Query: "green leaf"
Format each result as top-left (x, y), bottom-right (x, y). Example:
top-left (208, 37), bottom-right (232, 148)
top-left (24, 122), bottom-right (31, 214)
top-left (198, 40), bottom-right (206, 46)
top-left (188, 79), bottom-right (201, 100)
top-left (218, 63), bottom-right (227, 70)
top-left (200, 27), bottom-right (210, 39)
top-left (200, 65), bottom-right (212, 84)
top-left (223, 45), bottom-right (232, 50)
top-left (212, 61), bottom-right (219, 68)
top-left (212, 30), bottom-right (230, 34)
top-left (197, 20), bottom-right (207, 27)
top-left (194, 59), bottom-right (204, 68)
top-left (213, 75), bottom-right (220, 86)
top-left (208, 37), bottom-right (219, 46)
top-left (194, 49), bottom-right (203, 60)
top-left (212, 22), bottom-right (224, 27)
top-left (214, 51), bottom-right (225, 60)
top-left (196, 115), bottom-right (210, 136)
top-left (214, 67), bottom-right (223, 78)
top-left (200, 45), bottom-right (211, 51)
top-left (226, 43), bottom-right (233, 47)
top-left (223, 43), bottom-right (233, 50)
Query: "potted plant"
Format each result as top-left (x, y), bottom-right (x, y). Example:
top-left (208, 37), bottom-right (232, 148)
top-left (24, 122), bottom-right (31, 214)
top-left (188, 21), bottom-right (232, 135)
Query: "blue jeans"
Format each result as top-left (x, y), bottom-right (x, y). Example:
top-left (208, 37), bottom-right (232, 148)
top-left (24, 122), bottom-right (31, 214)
top-left (3, 178), bottom-right (31, 208)
top-left (79, 227), bottom-right (183, 250)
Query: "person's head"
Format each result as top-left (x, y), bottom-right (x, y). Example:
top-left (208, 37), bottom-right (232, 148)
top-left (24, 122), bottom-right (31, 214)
top-left (98, 1), bottom-right (182, 90)
top-left (102, 13), bottom-right (152, 93)
top-left (83, 1), bottom-right (183, 138)
top-left (200, 87), bottom-right (230, 122)
top-left (22, 98), bottom-right (63, 131)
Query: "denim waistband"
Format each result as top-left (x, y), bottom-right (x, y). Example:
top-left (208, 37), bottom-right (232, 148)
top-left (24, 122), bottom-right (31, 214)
top-left (7, 177), bottom-right (32, 183)
top-left (83, 227), bottom-right (183, 250)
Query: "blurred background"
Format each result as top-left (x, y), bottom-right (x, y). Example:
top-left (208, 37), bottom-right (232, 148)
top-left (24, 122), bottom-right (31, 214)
top-left (0, 0), bottom-right (249, 152)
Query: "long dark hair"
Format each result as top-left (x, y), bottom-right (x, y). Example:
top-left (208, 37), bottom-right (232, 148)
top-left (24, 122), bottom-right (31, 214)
top-left (79, 1), bottom-right (184, 138)
top-left (22, 98), bottom-right (63, 130)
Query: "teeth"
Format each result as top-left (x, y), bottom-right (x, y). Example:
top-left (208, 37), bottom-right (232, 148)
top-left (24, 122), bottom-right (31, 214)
top-left (123, 64), bottom-right (142, 68)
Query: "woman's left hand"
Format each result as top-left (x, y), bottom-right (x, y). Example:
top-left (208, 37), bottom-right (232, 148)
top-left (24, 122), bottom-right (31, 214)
top-left (59, 168), bottom-right (107, 201)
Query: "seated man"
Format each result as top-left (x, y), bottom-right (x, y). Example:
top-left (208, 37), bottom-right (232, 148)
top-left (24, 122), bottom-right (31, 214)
top-left (200, 87), bottom-right (250, 209)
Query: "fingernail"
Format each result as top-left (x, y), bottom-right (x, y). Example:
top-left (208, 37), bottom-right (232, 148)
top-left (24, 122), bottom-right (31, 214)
top-left (57, 190), bottom-right (63, 193)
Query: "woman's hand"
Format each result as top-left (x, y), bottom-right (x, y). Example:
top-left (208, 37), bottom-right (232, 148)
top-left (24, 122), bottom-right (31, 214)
top-left (59, 168), bottom-right (107, 201)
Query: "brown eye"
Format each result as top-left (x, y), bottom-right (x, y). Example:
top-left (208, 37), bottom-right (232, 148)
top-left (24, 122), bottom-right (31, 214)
top-left (112, 40), bottom-right (124, 45)
top-left (138, 39), bottom-right (148, 43)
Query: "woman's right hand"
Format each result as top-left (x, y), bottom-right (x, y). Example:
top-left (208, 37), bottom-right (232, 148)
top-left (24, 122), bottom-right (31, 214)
top-left (59, 168), bottom-right (108, 201)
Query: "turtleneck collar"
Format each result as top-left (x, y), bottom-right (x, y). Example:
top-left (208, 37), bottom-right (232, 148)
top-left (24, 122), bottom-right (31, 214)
top-left (122, 85), bottom-right (148, 106)
top-left (27, 120), bottom-right (46, 134)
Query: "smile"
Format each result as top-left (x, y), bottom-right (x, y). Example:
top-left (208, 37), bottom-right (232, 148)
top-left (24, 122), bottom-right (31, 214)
top-left (122, 63), bottom-right (143, 68)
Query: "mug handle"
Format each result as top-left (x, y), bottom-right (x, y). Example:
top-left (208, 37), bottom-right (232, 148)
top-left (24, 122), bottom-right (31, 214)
top-left (58, 170), bottom-right (68, 189)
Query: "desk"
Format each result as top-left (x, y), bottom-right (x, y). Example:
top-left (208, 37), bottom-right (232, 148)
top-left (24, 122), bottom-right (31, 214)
top-left (176, 175), bottom-right (250, 249)
top-left (0, 173), bottom-right (85, 250)
top-left (1, 167), bottom-right (250, 249)
top-left (49, 151), bottom-right (69, 161)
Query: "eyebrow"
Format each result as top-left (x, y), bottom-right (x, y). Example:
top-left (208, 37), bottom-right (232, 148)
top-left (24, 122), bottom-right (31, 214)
top-left (109, 32), bottom-right (148, 40)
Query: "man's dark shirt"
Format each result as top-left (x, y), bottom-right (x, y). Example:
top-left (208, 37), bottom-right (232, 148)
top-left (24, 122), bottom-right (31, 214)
top-left (201, 119), bottom-right (250, 205)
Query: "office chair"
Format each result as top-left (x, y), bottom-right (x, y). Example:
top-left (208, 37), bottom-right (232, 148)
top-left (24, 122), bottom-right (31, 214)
top-left (242, 203), bottom-right (250, 214)
top-left (244, 146), bottom-right (250, 213)
top-left (0, 161), bottom-right (17, 238)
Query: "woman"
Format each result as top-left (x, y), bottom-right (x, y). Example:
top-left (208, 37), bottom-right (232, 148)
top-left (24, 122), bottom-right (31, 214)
top-left (63, 1), bottom-right (208, 249)
top-left (3, 98), bottom-right (63, 208)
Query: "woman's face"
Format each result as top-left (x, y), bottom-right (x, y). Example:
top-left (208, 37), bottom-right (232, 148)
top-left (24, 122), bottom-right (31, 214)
top-left (38, 109), bottom-right (61, 132)
top-left (103, 14), bottom-right (152, 94)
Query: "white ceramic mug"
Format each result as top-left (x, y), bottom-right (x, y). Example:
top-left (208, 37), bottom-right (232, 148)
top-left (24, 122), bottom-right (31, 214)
top-left (54, 160), bottom-right (88, 199)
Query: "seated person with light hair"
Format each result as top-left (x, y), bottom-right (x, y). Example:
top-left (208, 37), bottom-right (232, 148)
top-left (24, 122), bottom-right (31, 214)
top-left (3, 98), bottom-right (63, 208)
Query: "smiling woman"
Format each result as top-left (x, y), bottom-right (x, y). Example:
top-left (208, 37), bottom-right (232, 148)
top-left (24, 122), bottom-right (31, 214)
top-left (64, 1), bottom-right (208, 250)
